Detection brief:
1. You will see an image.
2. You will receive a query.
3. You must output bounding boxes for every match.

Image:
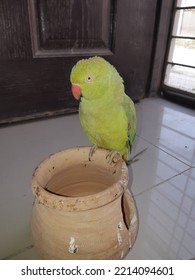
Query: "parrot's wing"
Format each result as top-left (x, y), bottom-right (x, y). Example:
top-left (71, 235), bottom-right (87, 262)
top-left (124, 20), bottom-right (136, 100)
top-left (123, 94), bottom-right (136, 152)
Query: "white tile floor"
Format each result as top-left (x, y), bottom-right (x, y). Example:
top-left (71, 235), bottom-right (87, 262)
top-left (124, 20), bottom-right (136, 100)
top-left (0, 97), bottom-right (195, 260)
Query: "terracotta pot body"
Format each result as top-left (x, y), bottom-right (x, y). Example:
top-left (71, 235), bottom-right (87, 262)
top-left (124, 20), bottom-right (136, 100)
top-left (31, 147), bottom-right (138, 259)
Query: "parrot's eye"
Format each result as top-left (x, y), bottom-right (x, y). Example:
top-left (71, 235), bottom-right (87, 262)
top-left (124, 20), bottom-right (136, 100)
top-left (85, 76), bottom-right (93, 83)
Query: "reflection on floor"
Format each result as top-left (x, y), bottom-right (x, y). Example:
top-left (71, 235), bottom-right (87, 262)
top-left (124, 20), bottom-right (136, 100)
top-left (0, 97), bottom-right (194, 259)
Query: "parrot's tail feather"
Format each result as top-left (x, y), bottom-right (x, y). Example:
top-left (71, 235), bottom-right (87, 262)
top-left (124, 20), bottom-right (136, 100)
top-left (126, 147), bottom-right (148, 165)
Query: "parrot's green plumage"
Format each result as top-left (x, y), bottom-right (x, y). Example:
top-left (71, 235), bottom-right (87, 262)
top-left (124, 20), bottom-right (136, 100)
top-left (70, 56), bottom-right (136, 162)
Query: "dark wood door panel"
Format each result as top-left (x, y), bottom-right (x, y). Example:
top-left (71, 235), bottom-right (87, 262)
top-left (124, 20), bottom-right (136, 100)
top-left (108, 0), bottom-right (157, 101)
top-left (0, 58), bottom-right (78, 123)
top-left (28, 0), bottom-right (114, 57)
top-left (0, 0), bottom-right (32, 59)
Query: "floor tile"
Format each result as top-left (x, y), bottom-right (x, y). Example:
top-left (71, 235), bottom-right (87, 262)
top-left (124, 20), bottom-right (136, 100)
top-left (126, 168), bottom-right (195, 260)
top-left (136, 98), bottom-right (195, 167)
top-left (4, 246), bottom-right (40, 260)
top-left (129, 137), bottom-right (189, 196)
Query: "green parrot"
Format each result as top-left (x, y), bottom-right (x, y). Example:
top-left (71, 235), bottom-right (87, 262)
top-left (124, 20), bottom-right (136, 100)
top-left (70, 56), bottom-right (136, 164)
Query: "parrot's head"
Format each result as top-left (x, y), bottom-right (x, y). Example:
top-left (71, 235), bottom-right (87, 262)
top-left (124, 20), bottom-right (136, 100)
top-left (70, 56), bottom-right (123, 101)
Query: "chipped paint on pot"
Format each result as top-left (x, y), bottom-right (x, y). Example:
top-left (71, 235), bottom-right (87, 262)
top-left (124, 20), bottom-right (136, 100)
top-left (68, 237), bottom-right (79, 254)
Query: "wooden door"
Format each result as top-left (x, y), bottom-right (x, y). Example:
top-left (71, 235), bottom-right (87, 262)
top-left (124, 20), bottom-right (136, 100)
top-left (0, 0), bottom-right (158, 124)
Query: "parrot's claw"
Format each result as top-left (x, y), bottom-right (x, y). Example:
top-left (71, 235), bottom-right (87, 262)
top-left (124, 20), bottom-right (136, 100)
top-left (106, 150), bottom-right (122, 165)
top-left (88, 145), bottom-right (98, 161)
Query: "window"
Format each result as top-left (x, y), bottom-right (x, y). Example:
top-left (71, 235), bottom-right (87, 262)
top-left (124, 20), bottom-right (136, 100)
top-left (163, 0), bottom-right (195, 97)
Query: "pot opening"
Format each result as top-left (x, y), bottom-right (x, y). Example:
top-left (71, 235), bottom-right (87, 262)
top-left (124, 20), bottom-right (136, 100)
top-left (45, 163), bottom-right (117, 197)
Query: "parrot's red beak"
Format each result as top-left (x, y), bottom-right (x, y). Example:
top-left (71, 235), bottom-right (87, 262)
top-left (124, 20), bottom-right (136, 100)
top-left (71, 83), bottom-right (81, 100)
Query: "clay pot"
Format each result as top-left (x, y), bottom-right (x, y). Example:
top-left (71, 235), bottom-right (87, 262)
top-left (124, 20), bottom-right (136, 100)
top-left (31, 147), bottom-right (138, 259)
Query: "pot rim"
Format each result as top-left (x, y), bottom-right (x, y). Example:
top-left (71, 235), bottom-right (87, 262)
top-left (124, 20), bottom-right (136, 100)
top-left (32, 146), bottom-right (129, 211)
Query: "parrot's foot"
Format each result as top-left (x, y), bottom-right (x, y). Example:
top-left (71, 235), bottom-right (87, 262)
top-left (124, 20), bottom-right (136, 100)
top-left (126, 147), bottom-right (148, 166)
top-left (88, 145), bottom-right (98, 161)
top-left (106, 150), bottom-right (122, 165)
